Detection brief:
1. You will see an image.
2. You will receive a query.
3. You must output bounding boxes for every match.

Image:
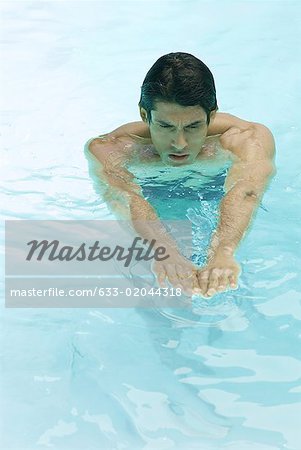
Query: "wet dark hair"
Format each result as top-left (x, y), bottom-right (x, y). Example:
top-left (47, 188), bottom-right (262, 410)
top-left (139, 52), bottom-right (218, 125)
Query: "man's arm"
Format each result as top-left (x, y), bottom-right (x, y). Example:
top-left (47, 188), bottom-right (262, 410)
top-left (197, 123), bottom-right (276, 297)
top-left (86, 136), bottom-right (200, 295)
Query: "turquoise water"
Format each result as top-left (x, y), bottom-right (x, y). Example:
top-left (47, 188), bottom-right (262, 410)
top-left (1, 1), bottom-right (301, 449)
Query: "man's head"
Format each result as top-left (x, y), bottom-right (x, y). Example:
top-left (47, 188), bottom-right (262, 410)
top-left (139, 52), bottom-right (218, 165)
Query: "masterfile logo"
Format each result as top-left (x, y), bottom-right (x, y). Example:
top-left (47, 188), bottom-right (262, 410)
top-left (25, 237), bottom-right (169, 267)
top-left (5, 219), bottom-right (192, 308)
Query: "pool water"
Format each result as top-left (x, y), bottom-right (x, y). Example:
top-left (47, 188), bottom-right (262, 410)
top-left (1, 1), bottom-right (301, 449)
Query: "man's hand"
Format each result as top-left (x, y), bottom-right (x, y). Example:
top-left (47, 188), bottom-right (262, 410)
top-left (151, 249), bottom-right (201, 296)
top-left (197, 252), bottom-right (241, 297)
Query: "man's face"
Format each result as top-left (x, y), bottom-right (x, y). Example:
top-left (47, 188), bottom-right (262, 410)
top-left (140, 101), bottom-right (214, 166)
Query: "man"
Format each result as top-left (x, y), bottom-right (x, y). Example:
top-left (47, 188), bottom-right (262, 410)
top-left (87, 52), bottom-right (275, 298)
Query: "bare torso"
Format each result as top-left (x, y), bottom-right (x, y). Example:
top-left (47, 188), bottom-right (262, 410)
top-left (118, 134), bottom-right (235, 182)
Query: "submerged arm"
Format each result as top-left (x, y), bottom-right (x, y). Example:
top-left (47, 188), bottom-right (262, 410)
top-left (86, 136), bottom-right (199, 294)
top-left (198, 124), bottom-right (276, 297)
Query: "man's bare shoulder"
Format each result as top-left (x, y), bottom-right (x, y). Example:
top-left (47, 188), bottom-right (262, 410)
top-left (212, 113), bottom-right (275, 161)
top-left (87, 121), bottom-right (151, 167)
top-left (208, 112), bottom-right (252, 137)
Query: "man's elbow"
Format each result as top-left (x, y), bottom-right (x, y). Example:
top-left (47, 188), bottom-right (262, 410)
top-left (244, 189), bottom-right (259, 200)
top-left (234, 169), bottom-right (274, 202)
top-left (243, 166), bottom-right (275, 201)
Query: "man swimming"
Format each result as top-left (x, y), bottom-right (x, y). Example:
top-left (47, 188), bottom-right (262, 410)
top-left (86, 52), bottom-right (275, 298)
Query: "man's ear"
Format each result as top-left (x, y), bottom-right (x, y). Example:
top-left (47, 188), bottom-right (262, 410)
top-left (139, 107), bottom-right (148, 123)
top-left (209, 109), bottom-right (217, 122)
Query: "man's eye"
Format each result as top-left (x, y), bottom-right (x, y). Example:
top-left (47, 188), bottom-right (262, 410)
top-left (160, 124), bottom-right (172, 128)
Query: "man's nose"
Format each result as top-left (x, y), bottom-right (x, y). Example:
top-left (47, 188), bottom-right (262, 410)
top-left (171, 132), bottom-right (188, 151)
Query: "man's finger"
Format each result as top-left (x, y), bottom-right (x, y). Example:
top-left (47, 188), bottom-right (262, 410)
top-left (192, 274), bottom-right (203, 295)
top-left (207, 268), bottom-right (220, 295)
top-left (229, 273), bottom-right (238, 289)
top-left (197, 270), bottom-right (209, 295)
top-left (166, 264), bottom-right (180, 287)
top-left (217, 272), bottom-right (230, 292)
top-left (176, 266), bottom-right (196, 296)
top-left (156, 268), bottom-right (167, 287)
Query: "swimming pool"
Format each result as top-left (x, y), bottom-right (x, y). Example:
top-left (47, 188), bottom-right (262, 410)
top-left (1, 1), bottom-right (301, 449)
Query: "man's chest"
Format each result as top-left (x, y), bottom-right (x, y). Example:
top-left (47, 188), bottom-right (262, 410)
top-left (131, 135), bottom-right (233, 168)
